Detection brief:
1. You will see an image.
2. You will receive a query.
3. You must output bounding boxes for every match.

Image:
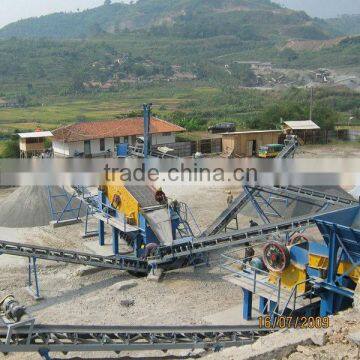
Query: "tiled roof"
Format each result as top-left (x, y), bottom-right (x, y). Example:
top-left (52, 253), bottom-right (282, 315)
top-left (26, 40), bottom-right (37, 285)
top-left (53, 117), bottom-right (185, 142)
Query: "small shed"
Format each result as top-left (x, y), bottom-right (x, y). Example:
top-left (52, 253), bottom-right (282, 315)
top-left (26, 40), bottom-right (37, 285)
top-left (283, 120), bottom-right (320, 144)
top-left (18, 131), bottom-right (53, 158)
top-left (221, 130), bottom-right (282, 157)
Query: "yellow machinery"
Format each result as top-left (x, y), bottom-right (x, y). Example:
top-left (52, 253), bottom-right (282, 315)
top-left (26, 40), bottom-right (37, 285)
top-left (102, 173), bottom-right (143, 226)
top-left (265, 239), bottom-right (360, 295)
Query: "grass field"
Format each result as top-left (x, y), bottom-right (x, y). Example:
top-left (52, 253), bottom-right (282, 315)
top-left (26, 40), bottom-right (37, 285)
top-left (0, 82), bottom-right (212, 135)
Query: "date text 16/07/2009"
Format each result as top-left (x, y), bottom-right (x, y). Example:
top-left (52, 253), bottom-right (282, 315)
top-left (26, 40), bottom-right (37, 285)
top-left (258, 316), bottom-right (330, 329)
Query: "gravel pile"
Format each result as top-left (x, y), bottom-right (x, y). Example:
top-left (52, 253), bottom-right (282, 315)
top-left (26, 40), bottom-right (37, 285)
top-left (0, 186), bottom-right (85, 228)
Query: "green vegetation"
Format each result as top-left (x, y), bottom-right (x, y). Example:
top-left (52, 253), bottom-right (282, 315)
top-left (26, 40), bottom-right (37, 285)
top-left (0, 0), bottom-right (359, 157)
top-left (0, 136), bottom-right (20, 158)
top-left (325, 15), bottom-right (360, 36)
top-left (0, 0), bottom-right (328, 40)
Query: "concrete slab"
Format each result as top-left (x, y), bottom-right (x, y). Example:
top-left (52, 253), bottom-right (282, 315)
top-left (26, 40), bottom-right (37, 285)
top-left (203, 304), bottom-right (259, 326)
top-left (81, 231), bottom-right (99, 239)
top-left (50, 219), bottom-right (82, 228)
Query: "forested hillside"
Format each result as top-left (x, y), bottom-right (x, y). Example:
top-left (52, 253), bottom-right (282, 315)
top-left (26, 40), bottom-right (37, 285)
top-left (0, 0), bottom-right (358, 145)
top-left (0, 0), bottom-right (335, 40)
top-left (325, 15), bottom-right (360, 36)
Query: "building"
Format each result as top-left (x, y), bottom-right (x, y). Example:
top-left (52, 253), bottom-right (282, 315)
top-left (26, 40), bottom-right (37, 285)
top-left (283, 120), bottom-right (321, 144)
top-left (221, 130), bottom-right (282, 157)
top-left (335, 124), bottom-right (360, 142)
top-left (52, 117), bottom-right (185, 158)
top-left (18, 131), bottom-right (53, 158)
top-left (0, 97), bottom-right (17, 108)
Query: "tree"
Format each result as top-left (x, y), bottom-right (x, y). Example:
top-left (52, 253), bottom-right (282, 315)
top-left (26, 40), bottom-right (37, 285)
top-left (280, 48), bottom-right (298, 62)
top-left (312, 104), bottom-right (338, 130)
top-left (16, 94), bottom-right (27, 107)
top-left (1, 139), bottom-right (20, 158)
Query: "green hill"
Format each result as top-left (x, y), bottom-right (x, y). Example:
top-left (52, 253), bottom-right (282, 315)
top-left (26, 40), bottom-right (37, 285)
top-left (0, 0), bottom-right (358, 101)
top-left (325, 15), bottom-right (360, 36)
top-left (0, 0), bottom-right (334, 41)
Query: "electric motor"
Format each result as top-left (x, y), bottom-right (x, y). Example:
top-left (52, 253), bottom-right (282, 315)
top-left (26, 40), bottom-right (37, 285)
top-left (0, 295), bottom-right (26, 322)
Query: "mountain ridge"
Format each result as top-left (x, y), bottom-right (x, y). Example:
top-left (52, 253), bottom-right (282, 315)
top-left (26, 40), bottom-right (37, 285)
top-left (0, 0), bottom-right (336, 40)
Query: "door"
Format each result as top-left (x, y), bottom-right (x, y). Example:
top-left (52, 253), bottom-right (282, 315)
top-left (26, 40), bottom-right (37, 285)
top-left (247, 141), bottom-right (254, 157)
top-left (84, 140), bottom-right (91, 156)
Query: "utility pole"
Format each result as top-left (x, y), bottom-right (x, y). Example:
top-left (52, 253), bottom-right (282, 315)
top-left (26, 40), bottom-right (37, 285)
top-left (309, 87), bottom-right (314, 121)
top-left (143, 103), bottom-right (152, 159)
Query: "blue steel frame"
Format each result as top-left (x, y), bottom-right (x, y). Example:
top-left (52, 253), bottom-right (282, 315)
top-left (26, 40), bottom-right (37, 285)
top-left (48, 186), bottom-right (82, 223)
top-left (143, 104), bottom-right (152, 159)
top-left (27, 257), bottom-right (41, 300)
top-left (315, 207), bottom-right (360, 316)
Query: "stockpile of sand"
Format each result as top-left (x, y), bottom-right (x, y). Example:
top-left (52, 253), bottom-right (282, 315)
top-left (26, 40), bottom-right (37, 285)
top-left (0, 186), bottom-right (85, 228)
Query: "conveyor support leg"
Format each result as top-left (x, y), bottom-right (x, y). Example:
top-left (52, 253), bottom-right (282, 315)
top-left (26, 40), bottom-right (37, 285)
top-left (112, 227), bottom-right (119, 255)
top-left (259, 296), bottom-right (268, 315)
top-left (242, 288), bottom-right (253, 320)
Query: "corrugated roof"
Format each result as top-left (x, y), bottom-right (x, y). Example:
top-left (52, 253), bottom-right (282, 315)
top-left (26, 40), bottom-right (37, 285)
top-left (53, 117), bottom-right (185, 143)
top-left (18, 131), bottom-right (53, 139)
top-left (222, 130), bottom-right (282, 135)
top-left (284, 120), bottom-right (320, 130)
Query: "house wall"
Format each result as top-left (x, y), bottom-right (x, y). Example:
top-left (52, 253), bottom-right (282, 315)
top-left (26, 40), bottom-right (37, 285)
top-left (88, 138), bottom-right (114, 155)
top-left (53, 133), bottom-right (177, 157)
top-left (222, 132), bottom-right (281, 157)
top-left (19, 138), bottom-right (45, 152)
top-left (152, 133), bottom-right (176, 145)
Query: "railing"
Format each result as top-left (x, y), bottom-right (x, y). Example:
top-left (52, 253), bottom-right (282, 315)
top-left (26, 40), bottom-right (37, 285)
top-left (221, 251), bottom-right (279, 295)
top-left (72, 186), bottom-right (134, 233)
top-left (178, 202), bottom-right (202, 237)
top-left (277, 278), bottom-right (315, 316)
top-left (221, 249), bottom-right (316, 317)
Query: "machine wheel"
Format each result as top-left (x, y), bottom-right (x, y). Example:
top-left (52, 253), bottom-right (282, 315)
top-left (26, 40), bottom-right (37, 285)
top-left (263, 242), bottom-right (290, 273)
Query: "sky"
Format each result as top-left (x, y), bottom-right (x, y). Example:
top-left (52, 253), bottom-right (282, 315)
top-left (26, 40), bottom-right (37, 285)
top-left (0, 0), bottom-right (128, 28)
top-left (0, 0), bottom-right (359, 28)
top-left (273, 0), bottom-right (360, 18)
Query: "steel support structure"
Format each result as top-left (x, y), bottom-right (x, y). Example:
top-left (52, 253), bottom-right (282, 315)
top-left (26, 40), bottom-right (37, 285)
top-left (0, 240), bottom-right (148, 273)
top-left (27, 257), bottom-right (41, 300)
top-left (0, 324), bottom-right (274, 356)
top-left (47, 186), bottom-right (82, 224)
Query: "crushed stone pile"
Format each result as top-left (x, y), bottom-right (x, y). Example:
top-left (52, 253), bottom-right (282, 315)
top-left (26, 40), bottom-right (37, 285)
top-left (0, 186), bottom-right (85, 228)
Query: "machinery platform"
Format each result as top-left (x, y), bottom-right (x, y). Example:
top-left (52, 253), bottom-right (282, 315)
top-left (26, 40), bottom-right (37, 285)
top-left (224, 274), bottom-right (316, 312)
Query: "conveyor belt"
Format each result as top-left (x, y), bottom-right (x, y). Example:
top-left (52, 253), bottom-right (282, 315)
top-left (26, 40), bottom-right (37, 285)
top-left (150, 212), bottom-right (319, 265)
top-left (202, 189), bottom-right (256, 237)
top-left (275, 186), bottom-right (357, 206)
top-left (0, 324), bottom-right (272, 353)
top-left (201, 184), bottom-right (342, 239)
top-left (0, 240), bottom-right (148, 273)
top-left (276, 142), bottom-right (297, 159)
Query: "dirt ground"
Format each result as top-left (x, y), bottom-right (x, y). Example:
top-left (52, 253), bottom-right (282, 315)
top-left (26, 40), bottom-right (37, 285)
top-left (296, 143), bottom-right (360, 158)
top-left (0, 142), bottom-right (359, 359)
top-left (0, 185), bottom-right (251, 360)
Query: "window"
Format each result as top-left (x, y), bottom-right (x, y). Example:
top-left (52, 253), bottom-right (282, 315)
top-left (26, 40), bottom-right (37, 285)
top-left (26, 138), bottom-right (43, 144)
top-left (114, 137), bottom-right (120, 145)
top-left (100, 138), bottom-right (105, 151)
top-left (123, 136), bottom-right (129, 143)
top-left (163, 132), bottom-right (172, 136)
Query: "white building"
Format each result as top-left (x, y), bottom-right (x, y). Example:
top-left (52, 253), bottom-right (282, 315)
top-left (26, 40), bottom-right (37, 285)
top-left (52, 117), bottom-right (185, 157)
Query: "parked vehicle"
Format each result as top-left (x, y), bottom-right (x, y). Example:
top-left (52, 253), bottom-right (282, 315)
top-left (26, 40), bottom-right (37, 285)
top-left (258, 144), bottom-right (284, 158)
top-left (208, 122), bottom-right (236, 134)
